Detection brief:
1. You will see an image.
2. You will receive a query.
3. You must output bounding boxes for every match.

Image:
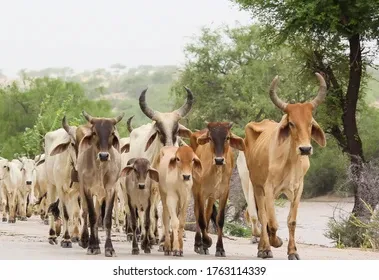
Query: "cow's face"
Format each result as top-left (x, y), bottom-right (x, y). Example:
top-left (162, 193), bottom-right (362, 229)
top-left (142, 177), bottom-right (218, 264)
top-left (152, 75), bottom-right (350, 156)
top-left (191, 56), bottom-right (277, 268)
top-left (168, 146), bottom-right (202, 183)
top-left (197, 122), bottom-right (245, 166)
top-left (121, 158), bottom-right (159, 190)
top-left (269, 73), bottom-right (327, 156)
top-left (79, 111), bottom-right (124, 162)
top-left (20, 159), bottom-right (37, 186)
top-left (139, 87), bottom-right (194, 151)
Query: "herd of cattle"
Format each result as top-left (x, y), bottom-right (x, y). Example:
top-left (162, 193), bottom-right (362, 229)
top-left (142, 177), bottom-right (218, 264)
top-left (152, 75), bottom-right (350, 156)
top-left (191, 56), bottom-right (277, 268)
top-left (0, 72), bottom-right (327, 260)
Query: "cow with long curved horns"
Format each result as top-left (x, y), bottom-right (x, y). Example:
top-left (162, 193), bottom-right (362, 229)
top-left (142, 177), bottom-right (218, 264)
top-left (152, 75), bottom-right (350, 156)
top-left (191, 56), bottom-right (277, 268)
top-left (120, 87), bottom-right (194, 246)
top-left (243, 72), bottom-right (327, 260)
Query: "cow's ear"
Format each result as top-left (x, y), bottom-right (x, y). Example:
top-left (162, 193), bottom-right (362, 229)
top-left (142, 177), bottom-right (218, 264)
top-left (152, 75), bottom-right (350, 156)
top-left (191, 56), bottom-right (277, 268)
top-left (229, 133), bottom-right (245, 151)
top-left (121, 143), bottom-right (130, 153)
top-left (148, 168), bottom-right (159, 183)
top-left (178, 124), bottom-right (192, 139)
top-left (196, 133), bottom-right (210, 145)
top-left (168, 157), bottom-right (177, 170)
top-left (79, 135), bottom-right (93, 152)
top-left (145, 131), bottom-right (158, 152)
top-left (121, 166), bottom-right (133, 177)
top-left (312, 119), bottom-right (326, 147)
top-left (50, 141), bottom-right (70, 156)
top-left (112, 135), bottom-right (120, 151)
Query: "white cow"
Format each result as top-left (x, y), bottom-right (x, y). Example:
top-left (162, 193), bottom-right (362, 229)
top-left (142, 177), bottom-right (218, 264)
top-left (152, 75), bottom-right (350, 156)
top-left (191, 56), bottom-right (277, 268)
top-left (44, 117), bottom-right (81, 247)
top-left (123, 87), bottom-right (194, 247)
top-left (0, 159), bottom-right (23, 223)
top-left (236, 151), bottom-right (261, 243)
top-left (34, 154), bottom-right (49, 223)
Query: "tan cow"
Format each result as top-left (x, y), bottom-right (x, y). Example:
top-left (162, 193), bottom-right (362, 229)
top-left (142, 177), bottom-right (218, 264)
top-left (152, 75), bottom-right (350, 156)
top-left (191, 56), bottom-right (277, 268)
top-left (243, 72), bottom-right (327, 260)
top-left (190, 122), bottom-right (245, 257)
top-left (157, 145), bottom-right (202, 256)
top-left (120, 157), bottom-right (159, 255)
top-left (74, 111), bottom-right (124, 257)
top-left (33, 154), bottom-right (49, 223)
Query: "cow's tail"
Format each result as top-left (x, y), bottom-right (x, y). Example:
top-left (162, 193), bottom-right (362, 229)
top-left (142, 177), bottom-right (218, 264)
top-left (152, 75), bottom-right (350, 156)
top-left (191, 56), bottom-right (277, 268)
top-left (48, 199), bottom-right (60, 220)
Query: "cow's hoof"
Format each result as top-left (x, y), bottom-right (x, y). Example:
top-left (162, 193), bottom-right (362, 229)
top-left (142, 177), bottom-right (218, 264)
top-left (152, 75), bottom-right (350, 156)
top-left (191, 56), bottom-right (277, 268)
top-left (199, 248), bottom-right (209, 255)
top-left (144, 248), bottom-right (151, 254)
top-left (87, 247), bottom-right (101, 255)
top-left (20, 217), bottom-right (27, 221)
top-left (61, 240), bottom-right (72, 248)
top-left (259, 250), bottom-right (273, 259)
top-left (8, 219), bottom-right (15, 223)
top-left (71, 236), bottom-right (79, 243)
top-left (48, 237), bottom-right (58, 245)
top-left (126, 234), bottom-right (133, 242)
top-left (164, 250), bottom-right (171, 256)
top-left (2, 218), bottom-right (7, 222)
top-left (79, 239), bottom-right (89, 249)
top-left (288, 253), bottom-right (300, 260)
top-left (43, 219), bottom-right (49, 225)
top-left (158, 244), bottom-right (164, 252)
top-left (105, 248), bottom-right (116, 257)
top-left (215, 249), bottom-right (226, 257)
top-left (250, 237), bottom-right (259, 244)
top-left (132, 248), bottom-right (139, 255)
top-left (173, 250), bottom-right (183, 257)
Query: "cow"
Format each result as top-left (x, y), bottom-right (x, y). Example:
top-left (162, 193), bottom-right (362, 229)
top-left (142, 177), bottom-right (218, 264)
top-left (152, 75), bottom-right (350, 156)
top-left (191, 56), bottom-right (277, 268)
top-left (13, 157), bottom-right (37, 221)
top-left (124, 87), bottom-right (194, 245)
top-left (75, 111), bottom-right (124, 257)
top-left (33, 154), bottom-right (49, 223)
top-left (157, 145), bottom-right (202, 256)
top-left (120, 157), bottom-right (159, 255)
top-left (236, 151), bottom-right (261, 243)
top-left (45, 117), bottom-right (81, 247)
top-left (243, 72), bottom-right (327, 260)
top-left (190, 122), bottom-right (245, 257)
top-left (0, 159), bottom-right (23, 223)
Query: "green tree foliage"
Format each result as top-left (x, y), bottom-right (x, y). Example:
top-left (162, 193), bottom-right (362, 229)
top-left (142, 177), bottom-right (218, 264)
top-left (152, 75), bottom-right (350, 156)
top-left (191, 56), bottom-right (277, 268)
top-left (0, 77), bottom-right (112, 159)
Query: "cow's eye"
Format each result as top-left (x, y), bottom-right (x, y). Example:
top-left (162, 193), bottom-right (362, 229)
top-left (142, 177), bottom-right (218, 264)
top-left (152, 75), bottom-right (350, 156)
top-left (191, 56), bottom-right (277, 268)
top-left (226, 136), bottom-right (230, 141)
top-left (3, 166), bottom-right (6, 168)
top-left (176, 157), bottom-right (180, 162)
top-left (289, 122), bottom-right (295, 127)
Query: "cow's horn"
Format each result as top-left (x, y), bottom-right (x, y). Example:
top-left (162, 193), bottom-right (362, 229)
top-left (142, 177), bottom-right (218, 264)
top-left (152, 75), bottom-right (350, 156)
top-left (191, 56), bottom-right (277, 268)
top-left (269, 75), bottom-right (288, 112)
top-left (310, 72), bottom-right (327, 109)
top-left (139, 88), bottom-right (156, 120)
top-left (126, 115), bottom-right (134, 133)
top-left (62, 115), bottom-right (70, 133)
top-left (82, 111), bottom-right (94, 123)
top-left (113, 112), bottom-right (125, 124)
top-left (175, 86), bottom-right (194, 118)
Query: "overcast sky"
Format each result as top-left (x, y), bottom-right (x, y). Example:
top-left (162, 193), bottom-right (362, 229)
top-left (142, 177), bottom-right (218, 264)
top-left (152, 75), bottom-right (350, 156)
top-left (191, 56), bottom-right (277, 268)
top-left (0, 0), bottom-right (253, 77)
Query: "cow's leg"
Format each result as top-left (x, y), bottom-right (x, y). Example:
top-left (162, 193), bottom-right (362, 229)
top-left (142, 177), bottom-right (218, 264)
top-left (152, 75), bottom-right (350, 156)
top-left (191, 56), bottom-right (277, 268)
top-left (266, 186), bottom-right (283, 249)
top-left (68, 189), bottom-right (80, 243)
top-left (254, 185), bottom-right (271, 259)
top-left (141, 200), bottom-right (151, 254)
top-left (215, 189), bottom-right (228, 257)
top-left (167, 194), bottom-right (180, 256)
top-left (20, 192), bottom-right (28, 221)
top-left (60, 200), bottom-right (73, 248)
top-left (128, 196), bottom-right (139, 255)
top-left (162, 196), bottom-right (172, 255)
top-left (8, 192), bottom-right (17, 223)
top-left (205, 197), bottom-right (215, 232)
top-left (113, 195), bottom-right (120, 232)
top-left (84, 189), bottom-right (100, 255)
top-left (42, 197), bottom-right (49, 225)
top-left (79, 188), bottom-right (89, 249)
top-left (104, 188), bottom-right (116, 257)
top-left (247, 183), bottom-right (261, 244)
top-left (47, 184), bottom-right (59, 244)
top-left (178, 194), bottom-right (189, 257)
top-left (287, 185), bottom-right (303, 260)
top-left (1, 188), bottom-right (8, 222)
top-left (193, 189), bottom-right (212, 255)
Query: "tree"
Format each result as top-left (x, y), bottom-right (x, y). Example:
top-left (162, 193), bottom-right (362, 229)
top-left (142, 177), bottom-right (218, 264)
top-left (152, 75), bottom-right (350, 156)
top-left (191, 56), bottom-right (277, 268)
top-left (232, 0), bottom-right (379, 220)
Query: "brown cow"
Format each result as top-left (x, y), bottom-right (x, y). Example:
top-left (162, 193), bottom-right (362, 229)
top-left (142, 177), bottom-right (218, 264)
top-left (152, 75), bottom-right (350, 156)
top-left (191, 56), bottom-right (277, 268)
top-left (191, 122), bottom-right (245, 257)
top-left (243, 72), bottom-right (327, 260)
top-left (75, 111), bottom-right (124, 257)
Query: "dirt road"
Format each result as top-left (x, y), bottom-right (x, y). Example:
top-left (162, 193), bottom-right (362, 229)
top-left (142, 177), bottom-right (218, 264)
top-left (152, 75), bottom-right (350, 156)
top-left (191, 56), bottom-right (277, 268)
top-left (0, 200), bottom-right (378, 260)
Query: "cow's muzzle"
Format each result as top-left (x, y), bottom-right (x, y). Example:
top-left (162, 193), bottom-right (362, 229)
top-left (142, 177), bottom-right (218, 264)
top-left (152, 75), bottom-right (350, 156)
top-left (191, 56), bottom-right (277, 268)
top-left (299, 146), bottom-right (312, 155)
top-left (182, 174), bottom-right (191, 181)
top-left (138, 184), bottom-right (145, 190)
top-left (98, 152), bottom-right (110, 162)
top-left (26, 181), bottom-right (32, 186)
top-left (214, 157), bottom-right (225, 165)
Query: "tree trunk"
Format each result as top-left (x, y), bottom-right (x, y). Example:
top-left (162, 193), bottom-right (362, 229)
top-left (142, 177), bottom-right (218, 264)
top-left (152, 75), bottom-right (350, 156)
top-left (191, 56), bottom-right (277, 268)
top-left (343, 33), bottom-right (371, 219)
